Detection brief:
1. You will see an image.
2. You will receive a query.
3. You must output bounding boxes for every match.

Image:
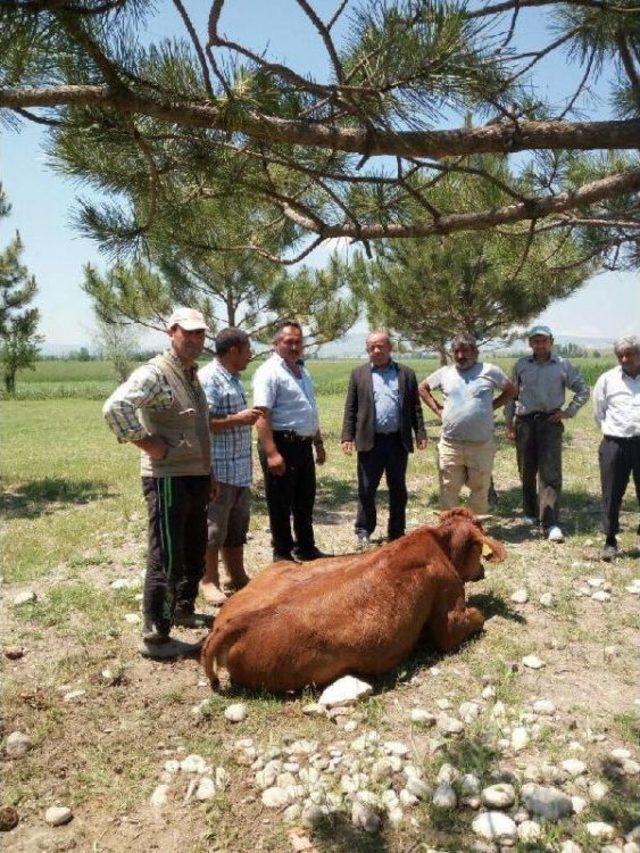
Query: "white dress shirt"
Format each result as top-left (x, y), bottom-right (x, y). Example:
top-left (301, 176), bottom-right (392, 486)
top-left (593, 366), bottom-right (640, 438)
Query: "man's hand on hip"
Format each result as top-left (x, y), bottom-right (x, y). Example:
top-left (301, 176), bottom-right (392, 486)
top-left (416, 439), bottom-right (427, 450)
top-left (341, 440), bottom-right (354, 454)
top-left (547, 410), bottom-right (569, 423)
top-left (505, 425), bottom-right (516, 441)
top-left (315, 444), bottom-right (326, 465)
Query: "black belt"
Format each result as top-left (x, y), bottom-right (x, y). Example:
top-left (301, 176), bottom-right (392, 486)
top-left (517, 411), bottom-right (556, 420)
top-left (603, 434), bottom-right (640, 442)
top-left (273, 430), bottom-right (313, 443)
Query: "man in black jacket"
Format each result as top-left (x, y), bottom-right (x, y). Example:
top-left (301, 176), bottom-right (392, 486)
top-left (341, 331), bottom-right (427, 547)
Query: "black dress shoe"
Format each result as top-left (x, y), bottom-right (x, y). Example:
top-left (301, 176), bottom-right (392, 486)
top-left (292, 546), bottom-right (330, 561)
top-left (173, 610), bottom-right (215, 628)
top-left (272, 551), bottom-right (296, 562)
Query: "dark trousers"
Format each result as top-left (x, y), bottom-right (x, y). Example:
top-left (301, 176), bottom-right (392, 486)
top-left (598, 435), bottom-right (640, 542)
top-left (258, 434), bottom-right (316, 557)
top-left (515, 415), bottom-right (563, 527)
top-left (355, 432), bottom-right (409, 541)
top-left (142, 475), bottom-right (209, 636)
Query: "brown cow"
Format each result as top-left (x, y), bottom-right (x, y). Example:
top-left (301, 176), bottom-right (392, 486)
top-left (201, 509), bottom-right (505, 692)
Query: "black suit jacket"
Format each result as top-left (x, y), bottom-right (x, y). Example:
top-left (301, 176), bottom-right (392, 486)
top-left (340, 360), bottom-right (427, 453)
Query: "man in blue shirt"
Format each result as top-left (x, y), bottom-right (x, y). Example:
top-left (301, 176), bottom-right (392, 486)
top-left (198, 328), bottom-right (262, 605)
top-left (253, 320), bottom-right (327, 562)
top-left (341, 331), bottom-right (427, 547)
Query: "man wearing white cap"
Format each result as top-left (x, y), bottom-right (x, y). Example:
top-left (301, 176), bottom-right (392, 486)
top-left (103, 307), bottom-right (217, 659)
top-left (505, 325), bottom-right (589, 542)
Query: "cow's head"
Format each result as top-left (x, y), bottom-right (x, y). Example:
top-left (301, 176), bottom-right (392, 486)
top-left (436, 508), bottom-right (506, 582)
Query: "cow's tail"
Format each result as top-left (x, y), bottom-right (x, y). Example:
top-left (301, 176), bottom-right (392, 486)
top-left (200, 624), bottom-right (242, 690)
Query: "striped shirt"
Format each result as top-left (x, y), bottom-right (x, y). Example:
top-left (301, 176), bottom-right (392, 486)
top-left (103, 350), bottom-right (200, 443)
top-left (198, 359), bottom-right (252, 486)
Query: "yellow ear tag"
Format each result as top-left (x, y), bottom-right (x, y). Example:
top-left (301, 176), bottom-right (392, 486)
top-left (481, 542), bottom-right (493, 558)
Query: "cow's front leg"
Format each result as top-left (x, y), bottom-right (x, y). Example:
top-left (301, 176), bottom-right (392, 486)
top-left (429, 595), bottom-right (485, 653)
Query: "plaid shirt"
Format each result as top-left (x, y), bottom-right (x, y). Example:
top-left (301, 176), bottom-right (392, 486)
top-left (198, 359), bottom-right (252, 487)
top-left (102, 350), bottom-right (200, 443)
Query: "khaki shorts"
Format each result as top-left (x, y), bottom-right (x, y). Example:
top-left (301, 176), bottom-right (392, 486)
top-left (207, 483), bottom-right (251, 549)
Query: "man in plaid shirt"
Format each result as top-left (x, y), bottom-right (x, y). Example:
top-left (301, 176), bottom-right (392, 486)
top-left (198, 328), bottom-right (261, 604)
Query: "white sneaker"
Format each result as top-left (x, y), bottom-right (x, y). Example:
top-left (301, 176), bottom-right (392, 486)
top-left (547, 526), bottom-right (564, 543)
top-left (522, 516), bottom-right (538, 526)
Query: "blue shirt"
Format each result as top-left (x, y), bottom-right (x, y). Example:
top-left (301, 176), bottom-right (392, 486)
top-left (371, 362), bottom-right (400, 433)
top-left (198, 359), bottom-right (252, 486)
top-left (252, 353), bottom-right (319, 437)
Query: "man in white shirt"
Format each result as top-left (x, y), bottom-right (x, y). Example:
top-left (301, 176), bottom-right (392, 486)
top-left (420, 333), bottom-right (516, 514)
top-left (593, 335), bottom-right (640, 561)
top-left (253, 320), bottom-right (327, 562)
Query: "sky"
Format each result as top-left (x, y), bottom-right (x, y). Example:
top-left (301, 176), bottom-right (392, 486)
top-left (2, 1), bottom-right (638, 350)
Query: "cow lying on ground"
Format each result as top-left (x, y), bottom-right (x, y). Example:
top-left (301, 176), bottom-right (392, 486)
top-left (201, 509), bottom-right (506, 693)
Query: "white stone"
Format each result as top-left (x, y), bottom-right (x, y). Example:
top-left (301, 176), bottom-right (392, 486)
top-left (318, 675), bottom-right (373, 708)
top-left (301, 803), bottom-right (326, 827)
top-left (215, 767), bottom-right (228, 790)
top-left (461, 774), bottom-right (481, 796)
top-left (195, 777), bottom-right (216, 800)
top-left (63, 689), bottom-right (86, 702)
top-left (437, 763), bottom-right (460, 784)
top-left (510, 588), bottom-right (529, 604)
top-left (224, 702), bottom-right (247, 723)
top-left (561, 758), bottom-right (587, 777)
top-left (437, 715), bottom-right (465, 736)
top-left (521, 783), bottom-right (573, 821)
top-left (587, 577), bottom-right (605, 588)
top-left (611, 747), bottom-right (632, 761)
top-left (571, 795), bottom-right (588, 814)
top-left (164, 759), bottom-right (180, 774)
top-left (591, 590), bottom-right (611, 602)
top-left (539, 592), bottom-right (554, 607)
top-left (44, 806), bottom-right (73, 826)
top-left (383, 740), bottom-right (409, 757)
top-left (289, 739), bottom-right (318, 755)
top-left (5, 731), bottom-right (32, 758)
top-left (399, 789), bottom-right (418, 807)
top-left (387, 806), bottom-right (404, 826)
top-left (481, 685), bottom-right (496, 700)
top-left (13, 590), bottom-right (37, 606)
top-left (262, 786), bottom-right (290, 808)
top-left (623, 759), bottom-right (640, 775)
top-left (511, 727), bottom-right (530, 752)
top-left (522, 655), bottom-right (545, 670)
top-left (436, 698), bottom-right (452, 710)
top-left (517, 820), bottom-right (541, 842)
top-left (410, 708), bottom-right (436, 726)
top-left (459, 702), bottom-right (481, 722)
top-left (277, 772), bottom-right (297, 789)
top-left (586, 821), bottom-right (616, 840)
top-left (589, 780), bottom-right (609, 801)
top-left (110, 577), bottom-right (140, 589)
top-left (472, 812), bottom-right (518, 842)
top-left (624, 845), bottom-right (640, 853)
top-left (180, 754), bottom-right (208, 774)
top-left (351, 800), bottom-right (380, 833)
top-left (560, 842), bottom-right (583, 853)
top-left (533, 699), bottom-right (556, 715)
top-left (124, 612), bottom-right (140, 624)
top-left (405, 777), bottom-right (431, 800)
top-left (481, 783), bottom-right (516, 809)
top-left (432, 784), bottom-right (457, 808)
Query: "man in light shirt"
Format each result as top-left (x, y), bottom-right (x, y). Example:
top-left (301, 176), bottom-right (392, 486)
top-left (419, 333), bottom-right (516, 514)
top-left (103, 308), bottom-right (216, 659)
top-left (505, 325), bottom-right (589, 543)
top-left (198, 328), bottom-right (262, 605)
top-left (253, 320), bottom-right (327, 562)
top-left (593, 335), bottom-right (640, 561)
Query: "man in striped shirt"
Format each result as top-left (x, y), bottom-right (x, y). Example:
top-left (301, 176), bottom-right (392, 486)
top-left (198, 328), bottom-right (261, 604)
top-left (103, 307), bottom-right (217, 660)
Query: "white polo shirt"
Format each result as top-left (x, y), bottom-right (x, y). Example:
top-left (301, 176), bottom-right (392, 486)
top-left (593, 366), bottom-right (640, 438)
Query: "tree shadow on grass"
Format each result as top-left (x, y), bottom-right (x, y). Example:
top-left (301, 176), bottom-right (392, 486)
top-left (485, 484), bottom-right (604, 538)
top-left (467, 591), bottom-right (527, 625)
top-left (311, 813), bottom-right (390, 853)
top-left (1, 477), bottom-right (113, 520)
top-left (590, 759), bottom-right (640, 835)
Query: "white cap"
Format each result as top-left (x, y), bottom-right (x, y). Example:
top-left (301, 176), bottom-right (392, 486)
top-left (167, 307), bottom-right (209, 332)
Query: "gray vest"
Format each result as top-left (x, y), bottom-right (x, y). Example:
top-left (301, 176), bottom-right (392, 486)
top-left (139, 351), bottom-right (211, 478)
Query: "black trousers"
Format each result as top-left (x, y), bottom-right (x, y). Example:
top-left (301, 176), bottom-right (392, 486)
top-left (598, 435), bottom-right (640, 542)
top-left (355, 432), bottom-right (409, 541)
top-left (515, 414), bottom-right (563, 527)
top-left (258, 433), bottom-right (316, 557)
top-left (142, 475), bottom-right (209, 637)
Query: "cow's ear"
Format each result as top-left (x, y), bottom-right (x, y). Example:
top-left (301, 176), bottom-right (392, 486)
top-left (481, 535), bottom-right (507, 563)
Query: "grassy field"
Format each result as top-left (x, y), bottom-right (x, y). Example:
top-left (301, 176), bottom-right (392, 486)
top-left (2, 357), bottom-right (638, 852)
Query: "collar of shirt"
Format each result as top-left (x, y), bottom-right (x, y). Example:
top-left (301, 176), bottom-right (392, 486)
top-left (620, 365), bottom-right (640, 381)
top-left (214, 359), bottom-right (240, 382)
top-left (370, 359), bottom-right (398, 373)
top-left (527, 355), bottom-right (558, 364)
top-left (164, 348), bottom-right (197, 381)
top-left (274, 352), bottom-right (305, 377)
